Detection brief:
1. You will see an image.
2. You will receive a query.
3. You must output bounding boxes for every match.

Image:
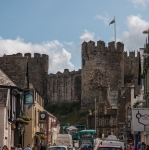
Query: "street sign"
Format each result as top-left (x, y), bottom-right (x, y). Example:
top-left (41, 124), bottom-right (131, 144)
top-left (132, 108), bottom-right (149, 131)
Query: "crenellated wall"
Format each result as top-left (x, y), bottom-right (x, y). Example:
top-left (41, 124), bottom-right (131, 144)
top-left (81, 40), bottom-right (124, 109)
top-left (124, 51), bottom-right (139, 84)
top-left (24, 53), bottom-right (49, 95)
top-left (0, 53), bottom-right (49, 96)
top-left (0, 40), bottom-right (139, 106)
top-left (46, 69), bottom-right (81, 103)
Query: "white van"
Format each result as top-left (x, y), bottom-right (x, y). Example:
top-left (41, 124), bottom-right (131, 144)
top-left (102, 135), bottom-right (125, 150)
top-left (56, 134), bottom-right (73, 147)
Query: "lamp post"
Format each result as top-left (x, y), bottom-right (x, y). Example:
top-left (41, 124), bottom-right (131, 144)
top-left (95, 98), bottom-right (96, 131)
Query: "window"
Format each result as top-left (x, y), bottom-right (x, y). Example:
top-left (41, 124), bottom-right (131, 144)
top-left (113, 119), bottom-right (116, 125)
top-left (34, 108), bottom-right (36, 127)
top-left (99, 119), bottom-right (102, 126)
top-left (105, 119), bottom-right (110, 125)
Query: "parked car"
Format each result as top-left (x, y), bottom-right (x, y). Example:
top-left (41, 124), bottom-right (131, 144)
top-left (96, 145), bottom-right (123, 150)
top-left (79, 142), bottom-right (93, 150)
top-left (48, 146), bottom-right (68, 150)
top-left (68, 147), bottom-right (75, 150)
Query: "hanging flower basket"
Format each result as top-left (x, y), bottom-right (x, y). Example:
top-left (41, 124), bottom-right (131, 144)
top-left (13, 118), bottom-right (30, 125)
top-left (39, 134), bottom-right (47, 140)
top-left (11, 123), bottom-right (16, 130)
top-left (21, 115), bottom-right (32, 121)
top-left (33, 134), bottom-right (40, 140)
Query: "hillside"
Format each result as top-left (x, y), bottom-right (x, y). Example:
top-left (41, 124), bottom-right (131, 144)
top-left (44, 102), bottom-right (88, 126)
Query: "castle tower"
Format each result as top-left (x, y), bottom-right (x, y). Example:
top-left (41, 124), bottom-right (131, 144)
top-left (24, 53), bottom-right (49, 95)
top-left (0, 53), bottom-right (49, 97)
top-left (81, 40), bottom-right (124, 109)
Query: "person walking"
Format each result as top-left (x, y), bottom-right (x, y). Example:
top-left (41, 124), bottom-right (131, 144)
top-left (137, 142), bottom-right (142, 150)
top-left (130, 144), bottom-right (135, 150)
top-left (15, 144), bottom-right (22, 150)
top-left (141, 142), bottom-right (145, 150)
top-left (24, 145), bottom-right (31, 150)
top-left (32, 144), bottom-right (37, 150)
top-left (146, 145), bottom-right (149, 150)
top-left (2, 145), bottom-right (8, 150)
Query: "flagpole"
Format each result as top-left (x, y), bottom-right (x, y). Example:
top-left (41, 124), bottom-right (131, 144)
top-left (114, 16), bottom-right (116, 48)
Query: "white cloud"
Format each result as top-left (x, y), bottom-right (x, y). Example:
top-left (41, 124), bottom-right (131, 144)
top-left (94, 14), bottom-right (110, 25)
top-left (120, 15), bottom-right (149, 52)
top-left (130, 0), bottom-right (149, 9)
top-left (0, 37), bottom-right (75, 73)
top-left (80, 30), bottom-right (94, 42)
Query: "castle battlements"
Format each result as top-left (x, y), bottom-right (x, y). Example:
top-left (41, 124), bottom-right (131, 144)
top-left (48, 69), bottom-right (81, 78)
top-left (82, 40), bottom-right (124, 52)
top-left (24, 53), bottom-right (49, 59)
top-left (3, 53), bottom-right (48, 59)
top-left (124, 51), bottom-right (139, 58)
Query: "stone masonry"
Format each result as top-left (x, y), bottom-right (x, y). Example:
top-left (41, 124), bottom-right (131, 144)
top-left (0, 40), bottom-right (139, 108)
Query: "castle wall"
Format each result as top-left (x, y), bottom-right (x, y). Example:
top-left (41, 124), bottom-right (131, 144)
top-left (81, 40), bottom-right (124, 108)
top-left (47, 69), bottom-right (81, 103)
top-left (124, 51), bottom-right (139, 84)
top-left (0, 53), bottom-right (49, 96)
top-left (24, 53), bottom-right (49, 95)
top-left (0, 53), bottom-right (27, 89)
top-left (0, 40), bottom-right (139, 106)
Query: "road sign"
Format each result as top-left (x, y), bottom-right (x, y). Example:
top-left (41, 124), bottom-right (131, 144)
top-left (132, 108), bottom-right (149, 131)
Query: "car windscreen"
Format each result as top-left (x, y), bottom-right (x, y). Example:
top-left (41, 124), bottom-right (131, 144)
top-left (98, 148), bottom-right (121, 150)
top-left (48, 147), bottom-right (67, 150)
top-left (81, 144), bottom-right (91, 148)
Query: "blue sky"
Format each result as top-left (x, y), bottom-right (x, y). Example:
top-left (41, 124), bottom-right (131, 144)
top-left (0, 0), bottom-right (149, 73)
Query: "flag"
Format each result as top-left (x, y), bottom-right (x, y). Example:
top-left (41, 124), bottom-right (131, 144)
top-left (109, 18), bottom-right (115, 25)
top-left (143, 30), bottom-right (148, 34)
top-left (28, 103), bottom-right (35, 110)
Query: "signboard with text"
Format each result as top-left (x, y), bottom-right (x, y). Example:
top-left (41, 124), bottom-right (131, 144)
top-left (132, 108), bottom-right (149, 131)
top-left (24, 90), bottom-right (34, 104)
top-left (39, 112), bottom-right (47, 123)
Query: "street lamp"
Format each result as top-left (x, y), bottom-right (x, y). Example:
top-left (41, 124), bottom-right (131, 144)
top-left (95, 98), bottom-right (96, 131)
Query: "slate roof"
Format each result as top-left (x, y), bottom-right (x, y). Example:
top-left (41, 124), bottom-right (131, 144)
top-left (0, 69), bottom-right (16, 86)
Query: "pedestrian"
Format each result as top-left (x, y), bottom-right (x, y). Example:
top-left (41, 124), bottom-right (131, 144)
top-left (141, 142), bottom-right (145, 150)
top-left (32, 144), bottom-right (37, 150)
top-left (131, 144), bottom-right (135, 150)
top-left (53, 143), bottom-right (56, 146)
top-left (24, 145), bottom-right (31, 150)
top-left (146, 145), bottom-right (149, 150)
top-left (47, 142), bottom-right (51, 148)
top-left (15, 144), bottom-right (22, 150)
top-left (137, 142), bottom-right (142, 150)
top-left (2, 145), bottom-right (8, 150)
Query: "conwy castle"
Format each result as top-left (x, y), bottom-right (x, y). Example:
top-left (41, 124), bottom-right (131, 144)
top-left (0, 40), bottom-right (139, 109)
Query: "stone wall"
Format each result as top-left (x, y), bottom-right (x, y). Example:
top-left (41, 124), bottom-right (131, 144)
top-left (0, 53), bottom-right (49, 96)
top-left (0, 40), bottom-right (139, 106)
top-left (124, 51), bottom-right (139, 84)
top-left (0, 53), bottom-right (27, 89)
top-left (24, 53), bottom-right (49, 95)
top-left (81, 40), bottom-right (124, 109)
top-left (46, 69), bottom-right (81, 103)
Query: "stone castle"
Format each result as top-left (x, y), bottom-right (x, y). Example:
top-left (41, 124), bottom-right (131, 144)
top-left (0, 40), bottom-right (139, 110)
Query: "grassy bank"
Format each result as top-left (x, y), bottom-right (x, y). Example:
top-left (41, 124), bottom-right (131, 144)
top-left (45, 102), bottom-right (88, 126)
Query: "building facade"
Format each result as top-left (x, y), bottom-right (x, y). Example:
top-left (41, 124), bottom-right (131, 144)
top-left (24, 84), bottom-right (59, 147)
top-left (0, 69), bottom-right (25, 149)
